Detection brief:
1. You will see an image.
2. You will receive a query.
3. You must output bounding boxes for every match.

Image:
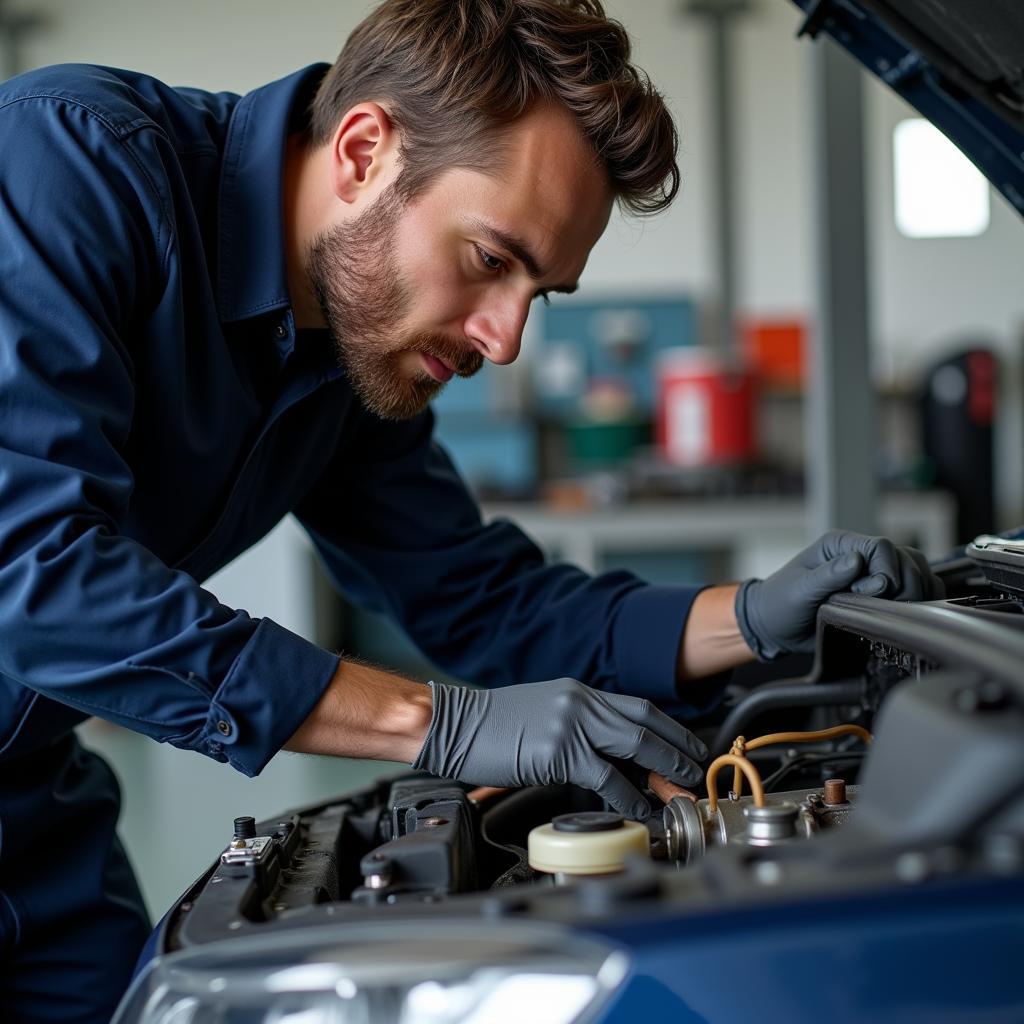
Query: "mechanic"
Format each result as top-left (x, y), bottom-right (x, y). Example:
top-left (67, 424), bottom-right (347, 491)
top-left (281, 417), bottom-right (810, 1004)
top-left (0, 0), bottom-right (942, 1019)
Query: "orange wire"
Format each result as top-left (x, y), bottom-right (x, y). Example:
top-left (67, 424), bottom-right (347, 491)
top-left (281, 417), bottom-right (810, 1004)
top-left (730, 724), bottom-right (872, 799)
top-left (706, 753), bottom-right (765, 813)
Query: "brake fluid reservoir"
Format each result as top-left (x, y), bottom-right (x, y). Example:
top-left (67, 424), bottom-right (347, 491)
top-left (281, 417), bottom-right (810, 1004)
top-left (528, 811), bottom-right (650, 876)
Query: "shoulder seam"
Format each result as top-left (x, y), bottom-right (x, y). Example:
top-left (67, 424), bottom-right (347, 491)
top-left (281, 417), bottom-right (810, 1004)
top-left (0, 90), bottom-right (155, 139)
top-left (0, 93), bottom-right (173, 275)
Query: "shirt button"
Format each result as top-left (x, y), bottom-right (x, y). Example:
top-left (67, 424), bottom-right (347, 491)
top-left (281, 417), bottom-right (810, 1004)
top-left (217, 720), bottom-right (232, 736)
top-left (274, 323), bottom-right (288, 339)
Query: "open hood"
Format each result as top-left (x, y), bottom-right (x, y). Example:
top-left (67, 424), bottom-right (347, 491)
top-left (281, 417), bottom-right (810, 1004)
top-left (790, 0), bottom-right (1024, 219)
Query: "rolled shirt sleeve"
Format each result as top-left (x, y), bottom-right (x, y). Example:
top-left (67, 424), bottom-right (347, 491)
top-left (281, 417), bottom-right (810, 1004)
top-left (611, 584), bottom-right (706, 702)
top-left (199, 619), bottom-right (339, 775)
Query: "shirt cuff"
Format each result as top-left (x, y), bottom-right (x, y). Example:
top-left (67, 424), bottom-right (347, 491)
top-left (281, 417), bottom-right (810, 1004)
top-left (199, 617), bottom-right (340, 777)
top-left (612, 583), bottom-right (709, 705)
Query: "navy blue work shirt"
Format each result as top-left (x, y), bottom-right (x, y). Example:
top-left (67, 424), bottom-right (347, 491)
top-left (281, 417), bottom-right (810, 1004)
top-left (0, 63), bottom-right (706, 778)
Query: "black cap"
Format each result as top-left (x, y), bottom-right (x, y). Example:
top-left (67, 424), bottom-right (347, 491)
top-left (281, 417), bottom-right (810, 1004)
top-left (233, 816), bottom-right (256, 839)
top-left (552, 811), bottom-right (624, 833)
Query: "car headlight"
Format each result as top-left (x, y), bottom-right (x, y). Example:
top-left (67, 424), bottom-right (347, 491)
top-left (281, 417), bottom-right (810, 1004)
top-left (114, 921), bottom-right (629, 1024)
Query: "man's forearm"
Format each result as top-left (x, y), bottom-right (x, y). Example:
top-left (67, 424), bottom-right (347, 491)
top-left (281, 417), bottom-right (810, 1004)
top-left (288, 586), bottom-right (752, 764)
top-left (284, 659), bottom-right (434, 763)
top-left (677, 583), bottom-right (755, 681)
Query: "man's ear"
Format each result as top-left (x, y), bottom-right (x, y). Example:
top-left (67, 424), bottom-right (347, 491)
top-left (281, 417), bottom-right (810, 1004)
top-left (328, 102), bottom-right (397, 204)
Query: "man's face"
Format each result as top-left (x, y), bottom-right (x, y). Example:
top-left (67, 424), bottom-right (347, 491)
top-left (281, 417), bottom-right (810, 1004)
top-left (306, 103), bottom-right (614, 420)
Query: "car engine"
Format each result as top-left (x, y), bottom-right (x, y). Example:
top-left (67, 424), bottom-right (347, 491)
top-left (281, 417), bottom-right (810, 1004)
top-left (115, 549), bottom-right (1024, 1023)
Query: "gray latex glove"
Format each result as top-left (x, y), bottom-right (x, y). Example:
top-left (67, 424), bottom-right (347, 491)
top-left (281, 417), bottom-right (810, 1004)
top-left (736, 529), bottom-right (945, 661)
top-left (412, 678), bottom-right (707, 819)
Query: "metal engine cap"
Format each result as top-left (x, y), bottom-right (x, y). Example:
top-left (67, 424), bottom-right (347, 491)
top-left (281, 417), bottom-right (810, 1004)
top-left (743, 801), bottom-right (799, 845)
top-left (743, 802), bottom-right (799, 822)
top-left (552, 812), bottom-right (625, 833)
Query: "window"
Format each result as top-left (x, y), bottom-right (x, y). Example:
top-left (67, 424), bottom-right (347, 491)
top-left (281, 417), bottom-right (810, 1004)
top-left (893, 118), bottom-right (990, 238)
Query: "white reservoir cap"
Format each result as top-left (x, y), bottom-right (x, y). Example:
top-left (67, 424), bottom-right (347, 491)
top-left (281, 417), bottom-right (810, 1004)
top-left (528, 812), bottom-right (650, 875)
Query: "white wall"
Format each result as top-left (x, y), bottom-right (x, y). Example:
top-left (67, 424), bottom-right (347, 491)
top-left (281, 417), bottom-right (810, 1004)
top-left (11, 0), bottom-right (373, 91)
top-left (585, 0), bottom-right (717, 297)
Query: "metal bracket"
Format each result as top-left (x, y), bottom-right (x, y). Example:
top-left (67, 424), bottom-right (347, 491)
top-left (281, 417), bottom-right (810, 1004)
top-left (220, 835), bottom-right (274, 866)
top-left (881, 51), bottom-right (924, 88)
top-left (797, 0), bottom-right (835, 40)
top-left (798, 0), bottom-right (866, 41)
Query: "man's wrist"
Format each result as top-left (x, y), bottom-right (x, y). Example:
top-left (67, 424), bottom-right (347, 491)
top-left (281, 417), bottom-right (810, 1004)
top-left (285, 659), bottom-right (434, 763)
top-left (676, 582), bottom-right (755, 682)
top-left (386, 679), bottom-right (435, 763)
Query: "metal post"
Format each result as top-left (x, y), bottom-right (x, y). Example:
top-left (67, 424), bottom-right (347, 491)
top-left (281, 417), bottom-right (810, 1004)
top-left (807, 37), bottom-right (878, 537)
top-left (708, 3), bottom-right (737, 358)
top-left (0, 1), bottom-right (47, 80)
top-left (685, 0), bottom-right (751, 360)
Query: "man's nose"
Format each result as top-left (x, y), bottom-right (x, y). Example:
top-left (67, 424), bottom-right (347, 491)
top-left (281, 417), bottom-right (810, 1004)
top-left (464, 296), bottom-right (530, 366)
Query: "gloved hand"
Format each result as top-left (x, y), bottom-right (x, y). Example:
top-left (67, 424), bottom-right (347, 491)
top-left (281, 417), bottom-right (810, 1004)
top-left (412, 678), bottom-right (707, 819)
top-left (736, 529), bottom-right (945, 661)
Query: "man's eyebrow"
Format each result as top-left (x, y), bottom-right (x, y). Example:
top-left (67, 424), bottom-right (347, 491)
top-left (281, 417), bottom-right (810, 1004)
top-left (469, 219), bottom-right (579, 294)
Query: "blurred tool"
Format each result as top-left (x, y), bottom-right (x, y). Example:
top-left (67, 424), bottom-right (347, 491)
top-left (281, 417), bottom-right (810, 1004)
top-left (921, 347), bottom-right (996, 542)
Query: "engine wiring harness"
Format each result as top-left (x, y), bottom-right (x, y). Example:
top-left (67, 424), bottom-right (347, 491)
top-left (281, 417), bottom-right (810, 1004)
top-left (705, 724), bottom-right (872, 813)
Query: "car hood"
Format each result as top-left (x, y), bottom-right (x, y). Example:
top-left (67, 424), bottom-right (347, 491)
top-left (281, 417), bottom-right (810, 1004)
top-left (790, 0), bottom-right (1024, 218)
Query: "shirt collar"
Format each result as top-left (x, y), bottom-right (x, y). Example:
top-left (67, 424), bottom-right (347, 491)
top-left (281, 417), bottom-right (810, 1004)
top-left (216, 63), bottom-right (329, 324)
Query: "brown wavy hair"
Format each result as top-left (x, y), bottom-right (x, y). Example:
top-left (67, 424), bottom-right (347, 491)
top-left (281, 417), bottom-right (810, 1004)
top-left (308, 0), bottom-right (679, 215)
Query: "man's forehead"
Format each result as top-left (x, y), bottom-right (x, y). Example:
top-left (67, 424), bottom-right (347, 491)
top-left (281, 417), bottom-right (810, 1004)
top-left (438, 157), bottom-right (613, 278)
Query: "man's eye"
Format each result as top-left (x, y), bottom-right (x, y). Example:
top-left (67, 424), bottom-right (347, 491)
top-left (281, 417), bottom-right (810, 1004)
top-left (474, 245), bottom-right (504, 272)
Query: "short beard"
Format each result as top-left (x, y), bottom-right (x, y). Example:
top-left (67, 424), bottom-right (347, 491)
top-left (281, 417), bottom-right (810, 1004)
top-left (306, 185), bottom-right (483, 420)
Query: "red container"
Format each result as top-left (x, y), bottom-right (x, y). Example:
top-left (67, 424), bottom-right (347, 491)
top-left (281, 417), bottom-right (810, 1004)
top-left (741, 318), bottom-right (806, 391)
top-left (656, 350), bottom-right (755, 467)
